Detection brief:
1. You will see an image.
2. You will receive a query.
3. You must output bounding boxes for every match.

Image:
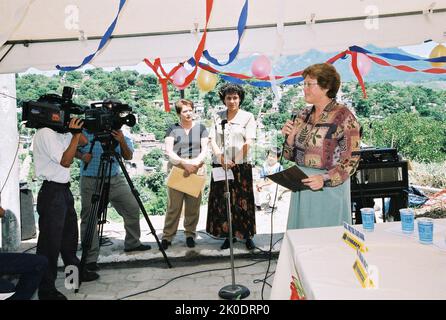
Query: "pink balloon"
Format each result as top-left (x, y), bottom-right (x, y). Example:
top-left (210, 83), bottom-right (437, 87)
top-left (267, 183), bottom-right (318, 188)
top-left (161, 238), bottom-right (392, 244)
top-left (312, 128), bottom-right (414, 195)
top-left (351, 53), bottom-right (372, 77)
top-left (171, 66), bottom-right (189, 89)
top-left (251, 55), bottom-right (272, 78)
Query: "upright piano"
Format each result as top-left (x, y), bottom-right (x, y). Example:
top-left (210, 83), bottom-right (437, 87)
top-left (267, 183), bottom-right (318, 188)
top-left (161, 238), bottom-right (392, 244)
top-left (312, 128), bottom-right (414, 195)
top-left (350, 148), bottom-right (409, 223)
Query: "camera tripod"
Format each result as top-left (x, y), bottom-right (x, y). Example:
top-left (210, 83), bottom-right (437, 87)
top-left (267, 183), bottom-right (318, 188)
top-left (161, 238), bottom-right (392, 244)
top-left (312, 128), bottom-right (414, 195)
top-left (78, 133), bottom-right (172, 289)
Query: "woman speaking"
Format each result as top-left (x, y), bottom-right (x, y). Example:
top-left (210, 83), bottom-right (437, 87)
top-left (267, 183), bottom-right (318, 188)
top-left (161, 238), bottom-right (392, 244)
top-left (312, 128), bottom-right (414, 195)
top-left (281, 63), bottom-right (361, 229)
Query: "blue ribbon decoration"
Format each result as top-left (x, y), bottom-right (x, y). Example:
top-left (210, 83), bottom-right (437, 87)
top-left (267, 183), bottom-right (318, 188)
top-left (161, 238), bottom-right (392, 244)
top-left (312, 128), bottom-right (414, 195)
top-left (350, 45), bottom-right (446, 63)
top-left (187, 57), bottom-right (198, 67)
top-left (56, 0), bottom-right (126, 71)
top-left (220, 74), bottom-right (304, 87)
top-left (191, 59), bottom-right (306, 87)
top-left (280, 76), bottom-right (304, 85)
top-left (220, 75), bottom-right (246, 85)
top-left (201, 0), bottom-right (248, 66)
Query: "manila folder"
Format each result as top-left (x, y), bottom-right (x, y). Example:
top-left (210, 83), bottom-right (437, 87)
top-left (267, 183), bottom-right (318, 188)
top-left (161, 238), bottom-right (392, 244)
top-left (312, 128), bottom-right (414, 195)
top-left (166, 166), bottom-right (206, 198)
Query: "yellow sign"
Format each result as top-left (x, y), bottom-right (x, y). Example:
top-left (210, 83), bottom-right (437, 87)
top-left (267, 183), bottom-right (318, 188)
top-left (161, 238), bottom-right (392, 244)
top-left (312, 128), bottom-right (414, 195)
top-left (352, 250), bottom-right (375, 289)
top-left (342, 232), bottom-right (368, 253)
top-left (342, 223), bottom-right (368, 252)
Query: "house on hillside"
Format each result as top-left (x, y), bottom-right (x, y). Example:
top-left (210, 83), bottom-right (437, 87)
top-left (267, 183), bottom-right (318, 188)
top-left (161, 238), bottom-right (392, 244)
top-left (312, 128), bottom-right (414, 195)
top-left (153, 99), bottom-right (174, 111)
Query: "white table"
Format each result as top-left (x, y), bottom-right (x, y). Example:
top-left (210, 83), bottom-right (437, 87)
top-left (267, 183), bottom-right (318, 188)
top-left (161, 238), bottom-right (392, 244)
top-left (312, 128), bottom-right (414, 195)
top-left (270, 219), bottom-right (446, 300)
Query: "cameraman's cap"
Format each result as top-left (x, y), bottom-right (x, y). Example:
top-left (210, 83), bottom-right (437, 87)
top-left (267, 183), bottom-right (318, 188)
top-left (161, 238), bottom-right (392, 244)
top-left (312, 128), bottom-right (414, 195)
top-left (103, 98), bottom-right (121, 108)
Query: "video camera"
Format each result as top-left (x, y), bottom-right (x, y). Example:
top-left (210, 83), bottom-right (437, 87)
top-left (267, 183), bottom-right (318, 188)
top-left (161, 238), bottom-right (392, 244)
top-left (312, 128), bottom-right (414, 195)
top-left (83, 99), bottom-right (136, 136)
top-left (21, 86), bottom-right (86, 133)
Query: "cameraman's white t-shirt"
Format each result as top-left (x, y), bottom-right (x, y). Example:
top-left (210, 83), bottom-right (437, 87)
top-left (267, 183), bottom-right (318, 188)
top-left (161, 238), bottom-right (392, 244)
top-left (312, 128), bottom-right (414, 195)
top-left (32, 127), bottom-right (72, 183)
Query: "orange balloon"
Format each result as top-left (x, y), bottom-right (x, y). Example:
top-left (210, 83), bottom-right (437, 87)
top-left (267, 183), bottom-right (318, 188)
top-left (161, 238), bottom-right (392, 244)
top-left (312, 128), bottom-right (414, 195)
top-left (429, 44), bottom-right (446, 68)
top-left (197, 70), bottom-right (218, 93)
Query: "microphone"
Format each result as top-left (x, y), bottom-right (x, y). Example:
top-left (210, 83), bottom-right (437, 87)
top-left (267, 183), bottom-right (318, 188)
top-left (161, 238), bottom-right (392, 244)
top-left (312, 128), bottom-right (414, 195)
top-left (291, 109), bottom-right (298, 121)
top-left (285, 109), bottom-right (298, 140)
top-left (280, 109), bottom-right (299, 163)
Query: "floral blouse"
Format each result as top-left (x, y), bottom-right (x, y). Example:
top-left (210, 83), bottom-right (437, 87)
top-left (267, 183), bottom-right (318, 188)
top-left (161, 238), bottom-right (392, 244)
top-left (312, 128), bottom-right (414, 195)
top-left (285, 100), bottom-right (361, 187)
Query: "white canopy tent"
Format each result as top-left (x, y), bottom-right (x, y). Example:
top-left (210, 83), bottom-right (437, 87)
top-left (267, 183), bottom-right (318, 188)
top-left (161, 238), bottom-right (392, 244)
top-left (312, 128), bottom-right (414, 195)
top-left (1, 0), bottom-right (446, 74)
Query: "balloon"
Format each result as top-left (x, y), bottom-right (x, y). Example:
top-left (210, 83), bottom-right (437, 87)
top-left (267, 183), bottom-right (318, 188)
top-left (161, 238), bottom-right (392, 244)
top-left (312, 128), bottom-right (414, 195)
top-left (350, 53), bottom-right (372, 77)
top-left (197, 70), bottom-right (218, 93)
top-left (429, 44), bottom-right (446, 68)
top-left (171, 66), bottom-right (189, 89)
top-left (251, 55), bottom-right (272, 78)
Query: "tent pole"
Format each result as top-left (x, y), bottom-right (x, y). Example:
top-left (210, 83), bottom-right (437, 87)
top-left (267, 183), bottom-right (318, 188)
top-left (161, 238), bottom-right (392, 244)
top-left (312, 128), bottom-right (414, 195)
top-left (4, 8), bottom-right (446, 46)
top-left (0, 45), bottom-right (15, 65)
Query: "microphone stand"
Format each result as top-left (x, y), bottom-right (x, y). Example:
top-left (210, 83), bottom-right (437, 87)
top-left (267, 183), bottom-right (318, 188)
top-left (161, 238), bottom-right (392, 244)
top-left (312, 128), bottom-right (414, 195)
top-left (218, 119), bottom-right (250, 300)
top-left (259, 110), bottom-right (297, 299)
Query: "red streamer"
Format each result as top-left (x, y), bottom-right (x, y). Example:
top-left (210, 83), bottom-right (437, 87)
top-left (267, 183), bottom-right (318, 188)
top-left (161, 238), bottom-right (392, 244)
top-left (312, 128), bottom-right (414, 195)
top-left (144, 0), bottom-right (214, 111)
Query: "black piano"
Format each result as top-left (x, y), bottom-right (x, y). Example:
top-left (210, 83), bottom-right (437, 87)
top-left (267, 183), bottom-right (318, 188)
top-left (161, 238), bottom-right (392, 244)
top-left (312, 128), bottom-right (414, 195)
top-left (350, 148), bottom-right (409, 223)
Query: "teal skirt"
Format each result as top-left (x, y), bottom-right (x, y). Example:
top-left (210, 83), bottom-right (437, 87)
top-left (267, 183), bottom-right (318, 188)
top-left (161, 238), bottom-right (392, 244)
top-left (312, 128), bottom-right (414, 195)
top-left (286, 166), bottom-right (352, 230)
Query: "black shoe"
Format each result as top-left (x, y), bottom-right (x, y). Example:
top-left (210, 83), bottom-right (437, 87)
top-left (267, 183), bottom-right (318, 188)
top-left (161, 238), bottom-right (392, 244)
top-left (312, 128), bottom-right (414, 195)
top-left (38, 289), bottom-right (67, 300)
top-left (81, 270), bottom-right (100, 282)
top-left (186, 237), bottom-right (195, 248)
top-left (220, 238), bottom-right (237, 250)
top-left (86, 262), bottom-right (100, 271)
top-left (124, 244), bottom-right (152, 253)
top-left (161, 239), bottom-right (171, 250)
top-left (245, 238), bottom-right (256, 250)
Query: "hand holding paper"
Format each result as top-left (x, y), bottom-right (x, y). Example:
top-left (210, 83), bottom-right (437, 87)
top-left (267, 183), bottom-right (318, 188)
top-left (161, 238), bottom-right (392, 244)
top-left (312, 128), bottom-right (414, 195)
top-left (266, 165), bottom-right (311, 192)
top-left (167, 166), bottom-right (206, 198)
top-left (301, 174), bottom-right (324, 190)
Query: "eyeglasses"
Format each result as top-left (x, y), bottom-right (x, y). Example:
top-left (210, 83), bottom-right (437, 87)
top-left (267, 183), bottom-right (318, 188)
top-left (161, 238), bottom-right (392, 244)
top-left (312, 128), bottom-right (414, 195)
top-left (302, 82), bottom-right (319, 88)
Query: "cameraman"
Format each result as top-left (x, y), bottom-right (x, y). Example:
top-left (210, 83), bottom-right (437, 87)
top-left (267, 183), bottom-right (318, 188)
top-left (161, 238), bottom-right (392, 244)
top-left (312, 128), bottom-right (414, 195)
top-left (32, 117), bottom-right (98, 300)
top-left (77, 100), bottom-right (151, 272)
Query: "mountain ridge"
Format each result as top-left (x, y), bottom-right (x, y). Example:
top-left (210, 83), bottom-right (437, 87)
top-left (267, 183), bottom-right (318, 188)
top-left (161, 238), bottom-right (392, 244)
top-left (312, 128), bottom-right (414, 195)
top-left (220, 45), bottom-right (446, 82)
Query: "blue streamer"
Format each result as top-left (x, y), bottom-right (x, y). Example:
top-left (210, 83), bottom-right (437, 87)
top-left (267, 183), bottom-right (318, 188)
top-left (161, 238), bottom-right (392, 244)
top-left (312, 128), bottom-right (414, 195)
top-left (56, 0), bottom-right (126, 71)
top-left (350, 45), bottom-right (446, 63)
top-left (202, 0), bottom-right (248, 66)
top-left (220, 74), bottom-right (304, 87)
top-left (187, 57), bottom-right (197, 67)
top-left (220, 75), bottom-right (246, 85)
top-left (280, 77), bottom-right (304, 85)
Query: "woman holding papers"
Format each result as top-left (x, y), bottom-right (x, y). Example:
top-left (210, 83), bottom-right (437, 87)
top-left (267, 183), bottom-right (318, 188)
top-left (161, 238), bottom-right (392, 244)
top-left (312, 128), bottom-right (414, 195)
top-left (162, 99), bottom-right (208, 249)
top-left (206, 84), bottom-right (257, 250)
top-left (281, 63), bottom-right (361, 229)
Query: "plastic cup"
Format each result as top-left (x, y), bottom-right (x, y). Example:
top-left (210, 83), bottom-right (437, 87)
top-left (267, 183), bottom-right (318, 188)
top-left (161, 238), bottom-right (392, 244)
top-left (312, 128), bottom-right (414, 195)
top-left (399, 208), bottom-right (414, 234)
top-left (417, 218), bottom-right (434, 245)
top-left (360, 207), bottom-right (375, 232)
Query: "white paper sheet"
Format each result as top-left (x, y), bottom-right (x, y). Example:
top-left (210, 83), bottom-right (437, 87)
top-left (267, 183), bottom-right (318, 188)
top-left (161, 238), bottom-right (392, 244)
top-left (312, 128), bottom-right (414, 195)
top-left (212, 167), bottom-right (234, 182)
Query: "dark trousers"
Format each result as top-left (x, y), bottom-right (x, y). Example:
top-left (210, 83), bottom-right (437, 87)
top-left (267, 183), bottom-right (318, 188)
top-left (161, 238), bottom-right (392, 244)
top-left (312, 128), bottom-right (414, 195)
top-left (0, 253), bottom-right (48, 300)
top-left (36, 181), bottom-right (80, 292)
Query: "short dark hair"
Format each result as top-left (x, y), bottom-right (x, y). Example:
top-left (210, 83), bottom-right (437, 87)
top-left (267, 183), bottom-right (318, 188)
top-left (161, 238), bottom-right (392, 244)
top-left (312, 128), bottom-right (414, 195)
top-left (302, 63), bottom-right (341, 99)
top-left (218, 83), bottom-right (245, 105)
top-left (103, 97), bottom-right (122, 108)
top-left (175, 99), bottom-right (194, 114)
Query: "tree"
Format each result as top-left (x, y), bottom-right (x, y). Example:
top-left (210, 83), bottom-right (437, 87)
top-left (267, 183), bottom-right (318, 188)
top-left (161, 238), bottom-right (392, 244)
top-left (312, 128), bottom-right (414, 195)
top-left (278, 86), bottom-right (302, 113)
top-left (143, 148), bottom-right (164, 170)
top-left (137, 105), bottom-right (178, 140)
top-left (262, 112), bottom-right (291, 132)
top-left (360, 113), bottom-right (446, 163)
top-left (134, 172), bottom-right (168, 215)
